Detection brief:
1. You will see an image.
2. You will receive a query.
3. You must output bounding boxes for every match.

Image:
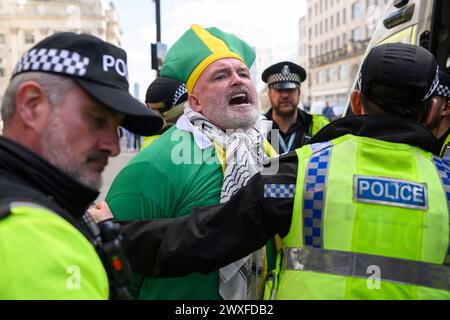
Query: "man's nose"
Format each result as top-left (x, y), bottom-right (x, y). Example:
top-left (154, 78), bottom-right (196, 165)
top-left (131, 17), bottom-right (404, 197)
top-left (99, 126), bottom-right (121, 157)
top-left (280, 90), bottom-right (291, 97)
top-left (230, 71), bottom-right (244, 86)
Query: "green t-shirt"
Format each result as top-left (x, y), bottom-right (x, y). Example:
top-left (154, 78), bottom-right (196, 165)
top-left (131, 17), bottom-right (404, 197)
top-left (106, 126), bottom-right (223, 300)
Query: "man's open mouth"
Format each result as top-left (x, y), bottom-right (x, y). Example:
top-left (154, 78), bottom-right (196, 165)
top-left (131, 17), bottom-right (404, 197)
top-left (229, 92), bottom-right (250, 105)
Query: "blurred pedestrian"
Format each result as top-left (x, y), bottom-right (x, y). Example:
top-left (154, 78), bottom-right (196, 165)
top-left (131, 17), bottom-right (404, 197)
top-left (322, 101), bottom-right (336, 121)
top-left (0, 32), bottom-right (163, 299)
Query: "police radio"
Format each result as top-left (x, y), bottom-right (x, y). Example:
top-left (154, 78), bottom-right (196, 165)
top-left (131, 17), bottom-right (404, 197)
top-left (98, 220), bottom-right (133, 300)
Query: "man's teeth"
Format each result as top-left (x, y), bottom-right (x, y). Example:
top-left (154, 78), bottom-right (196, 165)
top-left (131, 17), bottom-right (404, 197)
top-left (231, 93), bottom-right (246, 99)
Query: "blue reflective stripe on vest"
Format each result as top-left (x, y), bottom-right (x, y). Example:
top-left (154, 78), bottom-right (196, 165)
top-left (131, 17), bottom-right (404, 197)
top-left (303, 147), bottom-right (332, 248)
top-left (432, 155), bottom-right (450, 265)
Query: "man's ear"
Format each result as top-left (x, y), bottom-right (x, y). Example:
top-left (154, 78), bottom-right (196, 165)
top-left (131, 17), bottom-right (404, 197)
top-left (422, 97), bottom-right (443, 134)
top-left (442, 100), bottom-right (450, 117)
top-left (14, 81), bottom-right (51, 131)
top-left (188, 93), bottom-right (202, 113)
top-left (350, 90), bottom-right (363, 115)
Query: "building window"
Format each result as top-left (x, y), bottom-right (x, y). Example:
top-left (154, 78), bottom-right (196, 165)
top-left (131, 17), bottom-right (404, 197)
top-left (327, 67), bottom-right (335, 82)
top-left (352, 27), bottom-right (362, 41)
top-left (343, 8), bottom-right (347, 24)
top-left (336, 12), bottom-right (340, 27)
top-left (339, 64), bottom-right (348, 80)
top-left (0, 33), bottom-right (4, 45)
top-left (318, 70), bottom-right (326, 84)
top-left (352, 1), bottom-right (362, 20)
top-left (24, 31), bottom-right (35, 44)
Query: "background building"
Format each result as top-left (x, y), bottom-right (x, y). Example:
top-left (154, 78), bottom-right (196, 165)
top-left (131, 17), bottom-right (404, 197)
top-left (0, 0), bottom-right (121, 131)
top-left (298, 0), bottom-right (390, 114)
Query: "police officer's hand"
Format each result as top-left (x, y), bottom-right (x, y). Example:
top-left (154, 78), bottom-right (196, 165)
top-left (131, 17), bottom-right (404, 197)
top-left (88, 201), bottom-right (114, 223)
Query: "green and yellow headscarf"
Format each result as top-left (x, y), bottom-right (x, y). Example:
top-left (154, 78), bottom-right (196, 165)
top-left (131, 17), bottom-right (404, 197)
top-left (160, 24), bottom-right (256, 94)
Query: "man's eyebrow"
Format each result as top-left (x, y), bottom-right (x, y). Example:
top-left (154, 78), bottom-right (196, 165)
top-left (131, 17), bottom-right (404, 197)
top-left (236, 67), bottom-right (250, 73)
top-left (210, 66), bottom-right (231, 76)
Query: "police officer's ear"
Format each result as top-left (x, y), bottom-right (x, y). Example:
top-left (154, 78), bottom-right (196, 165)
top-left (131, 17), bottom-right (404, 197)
top-left (422, 97), bottom-right (446, 135)
top-left (13, 81), bottom-right (52, 132)
top-left (350, 90), bottom-right (363, 115)
top-left (442, 99), bottom-right (450, 117)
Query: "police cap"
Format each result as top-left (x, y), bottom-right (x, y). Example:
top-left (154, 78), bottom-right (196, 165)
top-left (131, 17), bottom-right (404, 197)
top-left (261, 61), bottom-right (307, 90)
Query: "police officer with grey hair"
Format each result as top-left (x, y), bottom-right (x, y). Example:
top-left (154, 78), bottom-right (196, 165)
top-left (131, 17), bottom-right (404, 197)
top-left (262, 61), bottom-right (329, 154)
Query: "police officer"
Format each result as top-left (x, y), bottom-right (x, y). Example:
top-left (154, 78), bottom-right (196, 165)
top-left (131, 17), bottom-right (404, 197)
top-left (434, 72), bottom-right (450, 159)
top-left (262, 61), bottom-right (329, 154)
top-left (141, 77), bottom-right (188, 149)
top-left (0, 33), bottom-right (163, 299)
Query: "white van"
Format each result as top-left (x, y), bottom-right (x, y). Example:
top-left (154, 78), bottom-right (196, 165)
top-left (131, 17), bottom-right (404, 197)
top-left (343, 0), bottom-right (450, 115)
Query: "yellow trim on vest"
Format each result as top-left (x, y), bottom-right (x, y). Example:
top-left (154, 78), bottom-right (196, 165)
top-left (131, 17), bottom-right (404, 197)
top-left (187, 25), bottom-right (244, 93)
top-left (440, 134), bottom-right (450, 157)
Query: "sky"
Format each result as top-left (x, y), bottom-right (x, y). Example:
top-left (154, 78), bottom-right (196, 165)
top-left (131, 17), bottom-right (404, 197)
top-left (111, 0), bottom-right (307, 100)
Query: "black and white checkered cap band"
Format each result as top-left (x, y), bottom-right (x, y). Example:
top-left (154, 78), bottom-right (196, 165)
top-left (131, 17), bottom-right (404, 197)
top-left (172, 83), bottom-right (187, 106)
top-left (422, 67), bottom-right (440, 101)
top-left (12, 48), bottom-right (90, 77)
top-left (267, 73), bottom-right (301, 85)
top-left (436, 84), bottom-right (450, 99)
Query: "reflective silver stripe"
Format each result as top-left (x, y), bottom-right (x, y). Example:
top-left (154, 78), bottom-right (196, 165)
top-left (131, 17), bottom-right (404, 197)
top-left (432, 156), bottom-right (450, 265)
top-left (284, 247), bottom-right (450, 292)
top-left (0, 202), bottom-right (53, 219)
top-left (9, 201), bottom-right (49, 211)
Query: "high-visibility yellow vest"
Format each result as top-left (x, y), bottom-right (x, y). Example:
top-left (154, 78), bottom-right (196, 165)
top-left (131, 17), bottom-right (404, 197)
top-left (265, 134), bottom-right (450, 300)
top-left (440, 134), bottom-right (450, 160)
top-left (0, 202), bottom-right (109, 299)
top-left (310, 115), bottom-right (329, 136)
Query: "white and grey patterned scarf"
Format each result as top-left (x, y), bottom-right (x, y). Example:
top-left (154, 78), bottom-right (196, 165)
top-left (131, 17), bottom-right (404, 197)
top-left (183, 107), bottom-right (271, 300)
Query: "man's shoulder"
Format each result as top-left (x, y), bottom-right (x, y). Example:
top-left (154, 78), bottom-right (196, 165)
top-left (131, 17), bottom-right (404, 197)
top-left (0, 202), bottom-right (109, 299)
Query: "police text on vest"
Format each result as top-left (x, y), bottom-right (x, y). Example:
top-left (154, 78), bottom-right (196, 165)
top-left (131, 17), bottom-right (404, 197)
top-left (354, 176), bottom-right (428, 210)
